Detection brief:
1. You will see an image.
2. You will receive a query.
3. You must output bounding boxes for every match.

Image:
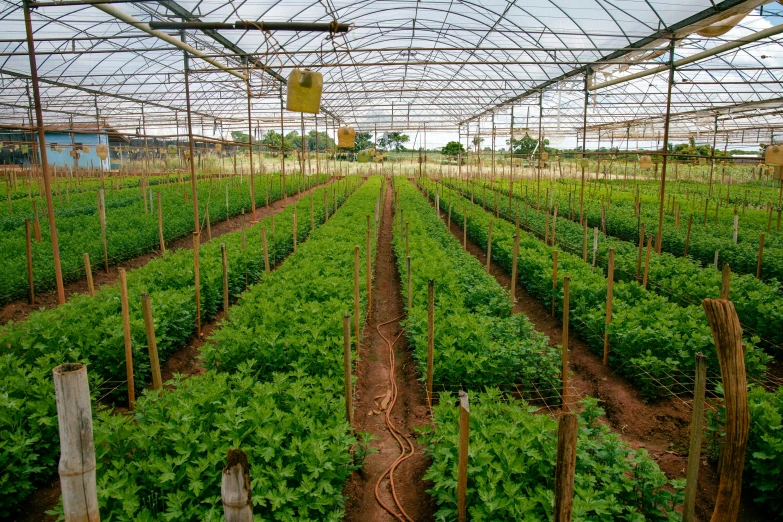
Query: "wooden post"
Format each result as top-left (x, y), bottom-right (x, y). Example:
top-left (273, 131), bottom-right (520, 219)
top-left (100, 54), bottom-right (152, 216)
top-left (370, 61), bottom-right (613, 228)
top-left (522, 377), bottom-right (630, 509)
top-left (552, 250), bottom-right (558, 317)
top-left (603, 248), bottom-right (615, 366)
top-left (194, 232), bottom-right (201, 338)
top-left (685, 214), bottom-right (693, 256)
top-left (292, 211), bottom-right (297, 252)
top-left (141, 292), bottom-right (163, 390)
top-left (221, 243), bottom-right (229, 312)
top-left (118, 268), bottom-right (135, 409)
top-left (592, 228), bottom-right (598, 267)
top-left (406, 256), bottom-right (412, 311)
top-left (486, 219), bottom-right (493, 273)
top-left (702, 299), bottom-right (749, 522)
top-left (262, 228), bottom-right (270, 273)
top-left (97, 189), bottom-right (108, 273)
top-left (25, 219), bottom-right (34, 304)
top-left (510, 232), bottom-right (520, 304)
top-left (83, 253), bottom-right (94, 297)
top-left (448, 202), bottom-right (452, 229)
top-left (353, 245), bottom-right (360, 355)
top-left (636, 223), bottom-right (645, 281)
top-left (324, 188), bottom-right (329, 222)
top-left (32, 198), bottom-right (41, 242)
top-left (582, 221), bottom-right (587, 263)
top-left (311, 193), bottom-right (315, 232)
top-left (222, 449), bottom-right (253, 522)
top-left (457, 390), bottom-right (470, 522)
top-left (721, 263), bottom-right (731, 300)
top-left (643, 236), bottom-right (652, 289)
top-left (343, 313), bottom-right (353, 425)
top-left (756, 233), bottom-right (764, 279)
top-left (157, 192), bottom-right (165, 253)
top-left (561, 276), bottom-right (570, 412)
top-left (53, 363), bottom-right (99, 522)
top-left (427, 279), bottom-right (434, 411)
top-left (366, 226), bottom-right (372, 321)
top-left (682, 353), bottom-right (707, 522)
top-left (553, 412), bottom-right (578, 522)
top-left (463, 212), bottom-right (467, 250)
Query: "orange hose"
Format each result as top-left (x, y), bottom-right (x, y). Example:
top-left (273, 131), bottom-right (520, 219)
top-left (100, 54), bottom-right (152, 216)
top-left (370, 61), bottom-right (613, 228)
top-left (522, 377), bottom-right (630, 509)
top-left (373, 314), bottom-right (416, 522)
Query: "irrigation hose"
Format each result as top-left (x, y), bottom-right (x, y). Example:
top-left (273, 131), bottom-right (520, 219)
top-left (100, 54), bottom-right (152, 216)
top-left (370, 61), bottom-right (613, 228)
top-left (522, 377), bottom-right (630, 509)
top-left (373, 314), bottom-right (416, 522)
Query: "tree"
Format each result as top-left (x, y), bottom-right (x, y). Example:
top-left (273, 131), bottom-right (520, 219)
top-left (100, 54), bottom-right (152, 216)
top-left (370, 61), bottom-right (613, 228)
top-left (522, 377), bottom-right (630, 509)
top-left (507, 135), bottom-right (548, 155)
top-left (378, 132), bottom-right (409, 152)
top-left (231, 131), bottom-right (249, 143)
top-left (261, 130), bottom-right (282, 148)
top-left (441, 141), bottom-right (465, 158)
top-left (305, 130), bottom-right (335, 151)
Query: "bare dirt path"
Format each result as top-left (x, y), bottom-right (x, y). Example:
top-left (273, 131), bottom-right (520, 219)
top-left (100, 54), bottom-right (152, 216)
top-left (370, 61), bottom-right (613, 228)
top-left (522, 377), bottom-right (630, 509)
top-left (428, 189), bottom-right (765, 522)
top-left (1, 180), bottom-right (332, 326)
top-left (343, 180), bottom-right (435, 522)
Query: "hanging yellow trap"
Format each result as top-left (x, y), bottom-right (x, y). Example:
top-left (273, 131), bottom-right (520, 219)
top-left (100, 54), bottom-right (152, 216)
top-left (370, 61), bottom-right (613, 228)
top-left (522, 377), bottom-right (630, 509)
top-left (338, 126), bottom-right (356, 149)
top-left (96, 144), bottom-right (109, 161)
top-left (286, 69), bottom-right (323, 114)
top-left (765, 144), bottom-right (783, 166)
top-left (639, 155), bottom-right (652, 170)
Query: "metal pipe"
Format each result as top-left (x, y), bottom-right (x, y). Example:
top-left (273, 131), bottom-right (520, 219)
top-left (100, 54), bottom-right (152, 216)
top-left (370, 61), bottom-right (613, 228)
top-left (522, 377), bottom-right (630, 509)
top-left (590, 24), bottom-right (783, 91)
top-left (90, 2), bottom-right (246, 80)
top-left (149, 21), bottom-right (350, 33)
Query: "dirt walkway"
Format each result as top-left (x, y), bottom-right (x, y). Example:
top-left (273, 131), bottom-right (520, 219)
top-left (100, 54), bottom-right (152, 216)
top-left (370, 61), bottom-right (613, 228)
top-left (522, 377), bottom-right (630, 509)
top-left (343, 180), bottom-right (435, 522)
top-left (1, 180), bottom-right (332, 326)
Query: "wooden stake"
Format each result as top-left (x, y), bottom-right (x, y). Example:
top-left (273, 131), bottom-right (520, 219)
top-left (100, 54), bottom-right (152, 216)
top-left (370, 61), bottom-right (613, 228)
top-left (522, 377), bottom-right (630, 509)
top-left (343, 313), bottom-right (353, 425)
top-left (157, 192), bottom-right (165, 253)
top-left (463, 212), bottom-right (467, 250)
top-left (292, 211), bottom-right (297, 252)
top-left (602, 248), bottom-right (615, 366)
top-left (643, 236), bottom-right (652, 289)
top-left (222, 449), bottom-right (253, 522)
top-left (562, 276), bottom-right (570, 412)
top-left (636, 223), bottom-right (645, 281)
top-left (406, 255), bottom-right (412, 311)
top-left (221, 243), bottom-right (229, 312)
top-left (510, 232), bottom-right (520, 304)
top-left (552, 250), bottom-right (558, 317)
top-left (553, 412), bottom-right (578, 522)
top-left (25, 219), bottom-right (34, 304)
top-left (582, 221), bottom-right (587, 262)
top-left (427, 279), bottom-right (434, 411)
top-left (721, 262), bottom-right (731, 300)
top-left (457, 390), bottom-right (470, 522)
top-left (193, 232), bottom-right (201, 338)
top-left (702, 299), bottom-right (749, 522)
top-left (118, 268), bottom-right (135, 409)
top-left (592, 227), bottom-right (598, 267)
top-left (262, 227), bottom-right (270, 274)
top-left (685, 214), bottom-right (693, 256)
top-left (366, 226), bottom-right (372, 322)
top-left (353, 245), bottom-right (360, 355)
top-left (53, 363), bottom-right (99, 522)
top-left (32, 199), bottom-right (41, 242)
top-left (83, 253), bottom-right (94, 297)
top-left (486, 219), bottom-right (493, 273)
top-left (682, 353), bottom-right (707, 522)
top-left (141, 292), bottom-right (162, 390)
top-left (98, 189), bottom-right (108, 272)
top-left (756, 233), bottom-right (764, 279)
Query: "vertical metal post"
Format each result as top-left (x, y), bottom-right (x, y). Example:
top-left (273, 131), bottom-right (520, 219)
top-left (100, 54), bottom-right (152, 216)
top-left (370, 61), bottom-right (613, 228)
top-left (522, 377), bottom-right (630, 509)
top-left (22, 0), bottom-right (65, 304)
top-left (655, 36), bottom-right (676, 254)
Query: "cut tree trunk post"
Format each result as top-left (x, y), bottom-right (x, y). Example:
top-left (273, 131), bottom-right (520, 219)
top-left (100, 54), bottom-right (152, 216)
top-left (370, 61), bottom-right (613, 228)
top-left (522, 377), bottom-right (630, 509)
top-left (603, 248), bottom-right (615, 366)
top-left (553, 412), bottom-right (577, 522)
top-left (343, 313), bottom-right (353, 424)
top-left (457, 390), bottom-right (470, 522)
top-left (25, 219), bottom-right (34, 304)
top-left (140, 292), bottom-right (162, 390)
top-left (53, 363), bottom-right (100, 522)
top-left (221, 449), bottom-right (253, 522)
top-left (682, 353), bottom-right (707, 522)
top-left (427, 279), bottom-right (434, 412)
top-left (562, 276), bottom-right (570, 412)
top-left (702, 299), bottom-right (749, 522)
top-left (118, 268), bottom-right (135, 409)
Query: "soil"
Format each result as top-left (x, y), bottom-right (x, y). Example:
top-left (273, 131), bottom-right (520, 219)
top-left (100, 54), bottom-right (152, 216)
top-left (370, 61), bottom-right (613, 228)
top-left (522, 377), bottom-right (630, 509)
top-left (343, 181), bottom-right (436, 522)
top-left (0, 181), bottom-right (333, 327)
top-left (430, 189), bottom-right (768, 522)
top-left (9, 182), bottom-right (330, 522)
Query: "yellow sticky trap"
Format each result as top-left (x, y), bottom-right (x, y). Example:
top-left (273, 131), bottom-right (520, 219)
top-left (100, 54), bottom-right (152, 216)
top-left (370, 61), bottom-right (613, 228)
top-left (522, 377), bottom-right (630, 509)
top-left (338, 127), bottom-right (355, 149)
top-left (286, 69), bottom-right (323, 114)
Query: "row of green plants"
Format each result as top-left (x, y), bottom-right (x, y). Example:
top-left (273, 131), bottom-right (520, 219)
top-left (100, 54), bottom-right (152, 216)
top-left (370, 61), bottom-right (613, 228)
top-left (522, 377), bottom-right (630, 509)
top-left (422, 178), bottom-right (769, 399)
top-left (397, 180), bottom-right (684, 520)
top-left (463, 177), bottom-right (783, 356)
top-left (430, 178), bottom-right (783, 516)
top-left (0, 173), bottom-right (327, 304)
top-left (60, 177), bottom-right (383, 520)
top-left (0, 179), bottom-right (353, 517)
top-left (392, 179), bottom-right (559, 392)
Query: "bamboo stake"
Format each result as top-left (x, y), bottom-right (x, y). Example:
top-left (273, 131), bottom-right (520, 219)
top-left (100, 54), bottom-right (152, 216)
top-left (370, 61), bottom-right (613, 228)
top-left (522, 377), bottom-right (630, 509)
top-left (194, 232), bottom-right (201, 338)
top-left (140, 292), bottom-right (162, 390)
top-left (582, 221), bottom-right (587, 262)
top-left (457, 390), bottom-right (470, 522)
top-left (343, 313), bottom-right (353, 425)
top-left (222, 449), bottom-right (253, 522)
top-left (407, 256), bottom-right (412, 311)
top-left (553, 412), bottom-right (578, 522)
top-left (562, 276), bottom-right (570, 412)
top-left (552, 250), bottom-right (558, 317)
top-left (353, 245), bottom-right (360, 355)
top-left (262, 227), bottom-right (270, 273)
top-left (592, 227), bottom-right (598, 267)
top-left (32, 199), bottom-right (41, 242)
top-left (702, 299), bottom-right (749, 522)
top-left (53, 363), bottom-right (99, 522)
top-left (25, 219), bottom-right (34, 304)
top-left (83, 253), bottom-right (94, 297)
top-left (756, 233), bottom-right (765, 279)
top-left (510, 232), bottom-right (520, 304)
top-left (366, 225), bottom-right (372, 322)
top-left (603, 248), bottom-right (615, 366)
top-left (682, 353), bottom-right (707, 522)
top-left (157, 192), bottom-right (165, 253)
top-left (118, 268), bottom-right (135, 409)
top-left (486, 219), bottom-right (493, 273)
top-left (643, 236), bottom-right (652, 289)
top-left (99, 189), bottom-right (108, 272)
top-left (292, 211), bottom-right (297, 252)
top-left (636, 223), bottom-right (645, 281)
top-left (685, 214), bottom-right (693, 256)
top-left (221, 243), bottom-right (229, 312)
top-left (427, 279), bottom-right (435, 412)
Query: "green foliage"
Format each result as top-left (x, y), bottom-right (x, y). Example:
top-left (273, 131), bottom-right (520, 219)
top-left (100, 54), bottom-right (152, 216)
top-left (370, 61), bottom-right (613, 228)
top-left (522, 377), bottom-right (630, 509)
top-left (378, 132), bottom-right (409, 152)
top-left (393, 180), bottom-right (560, 393)
top-left (441, 141), bottom-right (465, 158)
top-left (419, 390), bottom-right (683, 521)
top-left (507, 135), bottom-right (548, 155)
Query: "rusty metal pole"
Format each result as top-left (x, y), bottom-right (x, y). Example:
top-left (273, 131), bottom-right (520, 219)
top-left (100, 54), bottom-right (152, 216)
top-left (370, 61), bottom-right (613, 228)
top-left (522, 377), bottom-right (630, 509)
top-left (22, 0), bottom-right (65, 304)
top-left (655, 36), bottom-right (676, 254)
